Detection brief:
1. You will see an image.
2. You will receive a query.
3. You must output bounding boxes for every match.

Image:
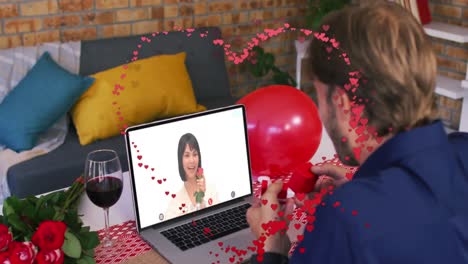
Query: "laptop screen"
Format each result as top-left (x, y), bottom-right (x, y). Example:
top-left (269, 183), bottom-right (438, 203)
top-left (126, 106), bottom-right (253, 229)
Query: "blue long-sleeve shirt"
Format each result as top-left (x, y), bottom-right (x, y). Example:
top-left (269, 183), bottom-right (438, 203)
top-left (252, 120), bottom-right (468, 264)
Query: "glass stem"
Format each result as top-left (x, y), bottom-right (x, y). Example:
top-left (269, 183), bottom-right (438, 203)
top-left (103, 207), bottom-right (112, 247)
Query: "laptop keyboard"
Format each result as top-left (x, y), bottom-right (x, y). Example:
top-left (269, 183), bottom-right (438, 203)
top-left (161, 203), bottom-right (251, 251)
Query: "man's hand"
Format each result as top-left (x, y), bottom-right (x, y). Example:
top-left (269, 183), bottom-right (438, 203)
top-left (292, 163), bottom-right (353, 208)
top-left (246, 181), bottom-right (295, 255)
top-left (311, 163), bottom-right (351, 192)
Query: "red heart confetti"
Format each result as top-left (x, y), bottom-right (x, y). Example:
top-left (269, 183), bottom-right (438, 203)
top-left (121, 26), bottom-right (377, 261)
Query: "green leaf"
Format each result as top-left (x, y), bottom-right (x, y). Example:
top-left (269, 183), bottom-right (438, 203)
top-left (7, 214), bottom-right (29, 233)
top-left (62, 230), bottom-right (82, 259)
top-left (79, 232), bottom-right (99, 250)
top-left (3, 196), bottom-right (21, 216)
top-left (23, 205), bottom-right (36, 220)
top-left (83, 249), bottom-right (95, 258)
top-left (77, 255), bottom-right (95, 264)
top-left (81, 226), bottom-right (91, 233)
top-left (38, 206), bottom-right (55, 221)
top-left (263, 53), bottom-right (275, 69)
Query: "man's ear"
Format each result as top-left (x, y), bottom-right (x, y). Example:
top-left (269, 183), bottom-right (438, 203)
top-left (332, 87), bottom-right (352, 113)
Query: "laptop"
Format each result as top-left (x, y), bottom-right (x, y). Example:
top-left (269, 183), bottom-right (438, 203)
top-left (124, 105), bottom-right (256, 263)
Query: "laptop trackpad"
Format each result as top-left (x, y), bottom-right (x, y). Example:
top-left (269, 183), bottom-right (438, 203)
top-left (187, 228), bottom-right (256, 264)
top-left (148, 227), bottom-right (256, 263)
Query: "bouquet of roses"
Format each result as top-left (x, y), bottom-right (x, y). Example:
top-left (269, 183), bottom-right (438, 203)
top-left (0, 176), bottom-right (99, 264)
top-left (194, 168), bottom-right (205, 206)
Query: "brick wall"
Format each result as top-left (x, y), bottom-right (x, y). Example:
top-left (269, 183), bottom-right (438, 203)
top-left (429, 0), bottom-right (467, 130)
top-left (0, 0), bottom-right (308, 99)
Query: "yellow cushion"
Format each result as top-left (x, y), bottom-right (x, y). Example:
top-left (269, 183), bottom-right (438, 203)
top-left (71, 52), bottom-right (206, 145)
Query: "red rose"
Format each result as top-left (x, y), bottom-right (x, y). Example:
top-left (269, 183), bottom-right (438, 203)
top-left (0, 251), bottom-right (10, 264)
top-left (197, 167), bottom-right (204, 177)
top-left (36, 249), bottom-right (64, 264)
top-left (0, 225), bottom-right (12, 252)
top-left (31, 221), bottom-right (67, 251)
top-left (9, 242), bottom-right (36, 264)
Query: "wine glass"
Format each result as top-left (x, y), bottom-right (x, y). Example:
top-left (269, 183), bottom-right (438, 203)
top-left (84, 149), bottom-right (123, 248)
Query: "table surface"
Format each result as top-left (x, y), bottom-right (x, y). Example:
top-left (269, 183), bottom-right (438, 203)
top-left (79, 126), bottom-right (337, 231)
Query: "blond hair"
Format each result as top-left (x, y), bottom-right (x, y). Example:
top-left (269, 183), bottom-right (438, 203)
top-left (307, 1), bottom-right (438, 136)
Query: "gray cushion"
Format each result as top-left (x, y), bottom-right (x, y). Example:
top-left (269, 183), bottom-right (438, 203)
top-left (79, 27), bottom-right (231, 101)
top-left (7, 127), bottom-right (128, 198)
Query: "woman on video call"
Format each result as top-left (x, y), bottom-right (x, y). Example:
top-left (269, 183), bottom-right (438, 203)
top-left (165, 133), bottom-right (219, 220)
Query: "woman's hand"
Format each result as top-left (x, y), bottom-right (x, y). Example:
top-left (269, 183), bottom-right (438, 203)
top-left (196, 174), bottom-right (206, 193)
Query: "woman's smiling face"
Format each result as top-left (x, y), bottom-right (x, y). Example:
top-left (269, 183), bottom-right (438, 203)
top-left (182, 144), bottom-right (199, 179)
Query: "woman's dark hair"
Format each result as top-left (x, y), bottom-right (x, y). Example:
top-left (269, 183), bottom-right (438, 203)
top-left (177, 133), bottom-right (202, 181)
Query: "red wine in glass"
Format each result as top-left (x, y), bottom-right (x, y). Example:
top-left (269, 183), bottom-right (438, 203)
top-left (86, 176), bottom-right (123, 208)
top-left (84, 149), bottom-right (123, 248)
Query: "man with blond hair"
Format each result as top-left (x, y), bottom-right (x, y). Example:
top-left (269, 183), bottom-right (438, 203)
top-left (247, 1), bottom-right (468, 263)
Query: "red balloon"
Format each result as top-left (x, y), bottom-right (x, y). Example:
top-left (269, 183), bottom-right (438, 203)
top-left (237, 85), bottom-right (322, 178)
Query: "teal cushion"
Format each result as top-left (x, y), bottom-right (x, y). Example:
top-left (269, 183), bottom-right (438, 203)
top-left (0, 52), bottom-right (94, 152)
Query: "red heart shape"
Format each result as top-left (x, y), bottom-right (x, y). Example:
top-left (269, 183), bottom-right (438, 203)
top-left (138, 163), bottom-right (143, 167)
top-left (215, 254), bottom-right (219, 257)
top-left (296, 193), bottom-right (306, 201)
top-left (229, 257), bottom-right (235, 263)
top-left (151, 168), bottom-right (154, 171)
top-left (171, 194), bottom-right (176, 198)
top-left (294, 223), bottom-right (301, 230)
top-left (297, 235), bottom-right (304, 241)
top-left (151, 177), bottom-right (155, 180)
top-left (299, 247), bottom-right (305, 254)
top-left (163, 178), bottom-right (166, 182)
top-left (181, 203), bottom-right (185, 207)
top-left (137, 155), bottom-right (142, 160)
top-left (165, 191), bottom-right (169, 195)
top-left (261, 199), bottom-right (268, 205)
top-left (179, 207), bottom-right (182, 210)
top-left (134, 145), bottom-right (137, 148)
top-left (270, 204), bottom-right (278, 210)
top-left (306, 225), bottom-right (314, 232)
top-left (218, 242), bottom-right (223, 247)
top-left (144, 165), bottom-right (149, 169)
top-left (277, 211), bottom-right (284, 217)
top-left (157, 179), bottom-right (162, 184)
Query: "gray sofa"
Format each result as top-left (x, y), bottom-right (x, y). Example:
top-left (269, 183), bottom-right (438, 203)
top-left (7, 27), bottom-right (238, 198)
